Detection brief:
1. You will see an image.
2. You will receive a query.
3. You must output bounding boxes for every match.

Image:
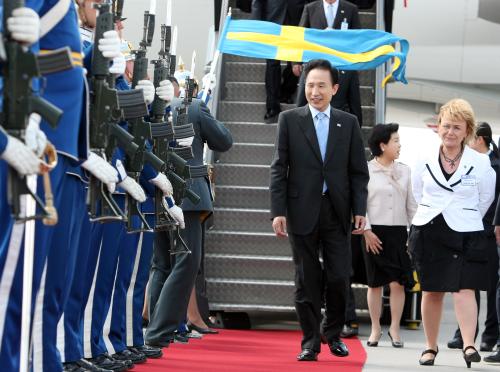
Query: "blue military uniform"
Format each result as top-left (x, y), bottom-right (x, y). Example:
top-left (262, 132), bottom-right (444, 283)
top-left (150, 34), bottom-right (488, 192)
top-left (29, 2), bottom-right (88, 371)
top-left (1, 1), bottom-right (90, 371)
top-left (0, 2), bottom-right (45, 371)
top-left (83, 74), bottom-right (158, 361)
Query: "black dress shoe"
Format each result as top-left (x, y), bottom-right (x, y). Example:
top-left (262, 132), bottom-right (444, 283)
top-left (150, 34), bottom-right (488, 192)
top-left (114, 348), bottom-right (146, 364)
top-left (447, 337), bottom-right (463, 349)
top-left (131, 345), bottom-right (163, 359)
top-left (174, 333), bottom-right (190, 343)
top-left (480, 341), bottom-right (495, 352)
top-left (76, 358), bottom-right (112, 372)
top-left (328, 339), bottom-right (349, 357)
top-left (86, 354), bottom-right (128, 372)
top-left (63, 361), bottom-right (90, 372)
top-left (111, 350), bottom-right (137, 368)
top-left (484, 350), bottom-right (500, 363)
top-left (340, 323), bottom-right (359, 338)
top-left (297, 349), bottom-right (318, 361)
top-left (264, 110), bottom-right (280, 123)
top-left (188, 323), bottom-right (219, 334)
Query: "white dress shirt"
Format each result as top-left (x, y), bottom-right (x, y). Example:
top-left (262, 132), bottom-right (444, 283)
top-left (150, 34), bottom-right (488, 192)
top-left (365, 159), bottom-right (417, 229)
top-left (411, 145), bottom-right (496, 232)
top-left (323, 0), bottom-right (339, 28)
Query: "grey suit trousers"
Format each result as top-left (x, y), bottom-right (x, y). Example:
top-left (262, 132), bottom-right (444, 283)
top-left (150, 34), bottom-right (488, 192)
top-left (145, 212), bottom-right (202, 345)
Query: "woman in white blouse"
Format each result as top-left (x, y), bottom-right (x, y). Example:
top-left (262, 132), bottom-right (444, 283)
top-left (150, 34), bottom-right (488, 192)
top-left (409, 99), bottom-right (495, 368)
top-left (363, 123), bottom-right (417, 348)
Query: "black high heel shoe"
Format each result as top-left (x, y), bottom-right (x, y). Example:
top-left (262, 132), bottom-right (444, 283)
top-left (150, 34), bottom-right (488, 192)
top-left (388, 331), bottom-right (404, 348)
top-left (419, 347), bottom-right (438, 366)
top-left (188, 323), bottom-right (219, 334)
top-left (463, 346), bottom-right (481, 368)
top-left (366, 332), bottom-right (382, 347)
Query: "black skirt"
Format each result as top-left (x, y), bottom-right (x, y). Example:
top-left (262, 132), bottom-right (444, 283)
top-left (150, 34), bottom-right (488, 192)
top-left (408, 214), bottom-right (488, 292)
top-left (362, 225), bottom-right (411, 288)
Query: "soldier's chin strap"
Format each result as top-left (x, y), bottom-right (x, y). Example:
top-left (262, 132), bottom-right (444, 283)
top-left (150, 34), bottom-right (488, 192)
top-left (39, 0), bottom-right (71, 38)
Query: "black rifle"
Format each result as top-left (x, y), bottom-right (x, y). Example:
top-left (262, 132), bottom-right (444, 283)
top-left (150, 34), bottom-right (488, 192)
top-left (87, 0), bottom-right (140, 223)
top-left (123, 8), bottom-right (165, 233)
top-left (1, 0), bottom-right (73, 222)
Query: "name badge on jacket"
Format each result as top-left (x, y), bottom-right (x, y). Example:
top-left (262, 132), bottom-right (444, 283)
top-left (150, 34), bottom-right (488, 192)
top-left (461, 175), bottom-right (476, 186)
top-left (341, 18), bottom-right (349, 30)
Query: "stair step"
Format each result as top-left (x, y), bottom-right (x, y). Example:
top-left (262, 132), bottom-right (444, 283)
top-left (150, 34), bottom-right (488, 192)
top-left (207, 280), bottom-right (369, 312)
top-left (218, 101), bottom-right (375, 125)
top-left (218, 142), bottom-right (274, 165)
top-left (205, 254), bottom-right (294, 281)
top-left (225, 61), bottom-right (375, 86)
top-left (214, 163), bottom-right (270, 187)
top-left (212, 207), bottom-right (272, 233)
top-left (205, 230), bottom-right (291, 256)
top-left (224, 81), bottom-right (375, 105)
top-left (214, 186), bottom-right (269, 209)
top-left (223, 122), bottom-right (277, 144)
top-left (207, 278), bottom-right (295, 307)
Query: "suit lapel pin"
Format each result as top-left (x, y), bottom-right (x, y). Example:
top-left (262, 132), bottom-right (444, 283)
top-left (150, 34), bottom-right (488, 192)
top-left (337, 123), bottom-right (341, 127)
top-left (341, 10), bottom-right (345, 13)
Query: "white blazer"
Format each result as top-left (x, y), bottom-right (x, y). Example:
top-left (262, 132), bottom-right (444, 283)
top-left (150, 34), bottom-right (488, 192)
top-left (411, 145), bottom-right (496, 232)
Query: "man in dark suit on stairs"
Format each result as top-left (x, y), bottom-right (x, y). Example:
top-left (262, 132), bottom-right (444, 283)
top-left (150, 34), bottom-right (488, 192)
top-left (251, 0), bottom-right (313, 123)
top-left (270, 59), bottom-right (369, 361)
top-left (295, 0), bottom-right (363, 126)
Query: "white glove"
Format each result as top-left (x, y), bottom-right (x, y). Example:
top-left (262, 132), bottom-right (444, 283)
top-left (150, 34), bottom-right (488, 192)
top-left (118, 177), bottom-right (147, 202)
top-left (156, 80), bottom-right (174, 102)
top-left (109, 54), bottom-right (126, 75)
top-left (136, 80), bottom-right (155, 105)
top-left (7, 7), bottom-right (40, 45)
top-left (98, 30), bottom-right (121, 59)
top-left (114, 159), bottom-right (146, 202)
top-left (176, 136), bottom-right (194, 147)
top-left (81, 152), bottom-right (118, 193)
top-left (25, 113), bottom-right (47, 157)
top-left (149, 172), bottom-right (173, 196)
top-left (164, 196), bottom-right (185, 229)
top-left (202, 73), bottom-right (216, 91)
top-left (0, 135), bottom-right (42, 175)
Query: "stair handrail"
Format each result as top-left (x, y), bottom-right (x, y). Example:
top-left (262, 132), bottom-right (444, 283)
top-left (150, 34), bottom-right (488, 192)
top-left (203, 0), bottom-right (230, 168)
top-left (375, 0), bottom-right (386, 125)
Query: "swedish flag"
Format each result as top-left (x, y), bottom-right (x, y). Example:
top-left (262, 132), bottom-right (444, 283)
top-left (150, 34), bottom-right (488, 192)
top-left (217, 16), bottom-right (409, 85)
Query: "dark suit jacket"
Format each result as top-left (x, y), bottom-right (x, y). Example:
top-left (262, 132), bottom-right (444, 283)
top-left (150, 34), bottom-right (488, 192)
top-left (487, 151), bottom-right (500, 226)
top-left (296, 70), bottom-right (363, 126)
top-left (299, 0), bottom-right (361, 30)
top-left (251, 0), bottom-right (312, 26)
top-left (270, 105), bottom-right (369, 235)
top-left (170, 98), bottom-right (233, 212)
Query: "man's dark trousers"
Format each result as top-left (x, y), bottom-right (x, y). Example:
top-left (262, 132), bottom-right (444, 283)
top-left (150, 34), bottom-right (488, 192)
top-left (289, 194), bottom-right (351, 353)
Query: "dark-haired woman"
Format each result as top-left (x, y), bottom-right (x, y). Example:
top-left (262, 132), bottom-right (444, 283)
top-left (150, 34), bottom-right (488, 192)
top-left (363, 123), bottom-right (417, 348)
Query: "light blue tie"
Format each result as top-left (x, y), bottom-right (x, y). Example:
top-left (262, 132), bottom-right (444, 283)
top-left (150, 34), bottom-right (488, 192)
top-left (326, 4), bottom-right (335, 28)
top-left (315, 112), bottom-right (329, 192)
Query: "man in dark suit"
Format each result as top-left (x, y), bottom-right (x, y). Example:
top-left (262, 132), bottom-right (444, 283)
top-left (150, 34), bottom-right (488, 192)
top-left (270, 59), bottom-right (369, 361)
top-left (145, 98), bottom-right (232, 347)
top-left (251, 0), bottom-right (312, 123)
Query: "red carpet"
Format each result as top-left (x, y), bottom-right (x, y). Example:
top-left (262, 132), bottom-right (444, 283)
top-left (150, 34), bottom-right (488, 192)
top-left (134, 329), bottom-right (366, 372)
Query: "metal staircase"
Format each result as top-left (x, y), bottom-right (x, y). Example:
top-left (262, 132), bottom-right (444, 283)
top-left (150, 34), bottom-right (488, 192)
top-left (206, 3), bottom-right (379, 317)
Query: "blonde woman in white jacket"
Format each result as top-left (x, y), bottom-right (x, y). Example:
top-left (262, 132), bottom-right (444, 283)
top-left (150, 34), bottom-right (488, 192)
top-left (409, 99), bottom-right (496, 368)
